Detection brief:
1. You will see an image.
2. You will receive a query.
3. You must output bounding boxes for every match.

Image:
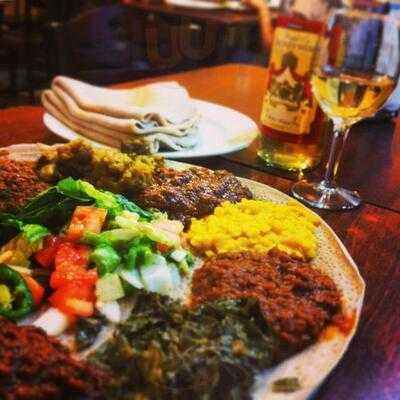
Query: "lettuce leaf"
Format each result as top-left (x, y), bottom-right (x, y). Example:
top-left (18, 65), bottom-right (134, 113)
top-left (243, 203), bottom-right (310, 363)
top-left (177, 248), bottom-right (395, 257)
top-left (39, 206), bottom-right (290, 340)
top-left (114, 195), bottom-right (154, 221)
top-left (57, 178), bottom-right (154, 221)
top-left (0, 178), bottom-right (154, 244)
top-left (21, 224), bottom-right (50, 243)
top-left (0, 214), bottom-right (49, 244)
top-left (57, 178), bottom-right (120, 215)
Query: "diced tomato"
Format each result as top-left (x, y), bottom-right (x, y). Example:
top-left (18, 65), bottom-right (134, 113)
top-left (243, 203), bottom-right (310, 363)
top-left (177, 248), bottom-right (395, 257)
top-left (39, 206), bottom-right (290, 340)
top-left (49, 282), bottom-right (95, 317)
top-left (66, 206), bottom-right (107, 241)
top-left (43, 235), bottom-right (61, 248)
top-left (22, 274), bottom-right (45, 307)
top-left (51, 242), bottom-right (95, 289)
top-left (35, 235), bottom-right (64, 269)
top-left (54, 242), bottom-right (90, 271)
top-left (50, 267), bottom-right (97, 289)
top-left (156, 243), bottom-right (170, 253)
top-left (67, 282), bottom-right (95, 301)
top-left (64, 299), bottom-right (94, 318)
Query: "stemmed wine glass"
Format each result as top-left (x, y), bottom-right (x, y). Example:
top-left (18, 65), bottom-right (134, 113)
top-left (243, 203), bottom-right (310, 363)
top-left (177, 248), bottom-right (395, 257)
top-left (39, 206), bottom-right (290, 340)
top-left (291, 9), bottom-right (400, 210)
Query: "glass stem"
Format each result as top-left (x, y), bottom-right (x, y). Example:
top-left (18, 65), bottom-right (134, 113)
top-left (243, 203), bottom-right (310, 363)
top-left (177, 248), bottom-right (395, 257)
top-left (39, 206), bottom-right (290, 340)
top-left (323, 121), bottom-right (350, 189)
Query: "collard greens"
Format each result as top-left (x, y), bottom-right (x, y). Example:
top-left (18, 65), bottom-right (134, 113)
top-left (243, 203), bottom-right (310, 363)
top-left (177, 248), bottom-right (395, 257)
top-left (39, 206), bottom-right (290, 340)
top-left (91, 291), bottom-right (284, 400)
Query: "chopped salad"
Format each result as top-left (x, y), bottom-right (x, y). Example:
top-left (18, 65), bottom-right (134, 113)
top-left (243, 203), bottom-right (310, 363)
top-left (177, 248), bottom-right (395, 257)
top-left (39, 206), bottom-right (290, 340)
top-left (0, 178), bottom-right (194, 335)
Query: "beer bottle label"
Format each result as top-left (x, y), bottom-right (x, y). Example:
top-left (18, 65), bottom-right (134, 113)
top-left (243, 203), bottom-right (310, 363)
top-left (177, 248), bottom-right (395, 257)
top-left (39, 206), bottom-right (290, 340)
top-left (261, 25), bottom-right (321, 135)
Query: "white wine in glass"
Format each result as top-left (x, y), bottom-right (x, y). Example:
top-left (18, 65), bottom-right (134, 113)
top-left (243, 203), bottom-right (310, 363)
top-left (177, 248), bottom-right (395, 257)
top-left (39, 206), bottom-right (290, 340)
top-left (312, 68), bottom-right (395, 125)
top-left (292, 9), bottom-right (400, 210)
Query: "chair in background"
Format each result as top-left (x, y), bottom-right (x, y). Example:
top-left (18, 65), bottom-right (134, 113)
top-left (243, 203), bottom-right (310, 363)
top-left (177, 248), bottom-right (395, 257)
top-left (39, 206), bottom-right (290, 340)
top-left (0, 0), bottom-right (34, 104)
top-left (55, 4), bottom-right (156, 86)
top-left (25, 0), bottom-right (84, 97)
top-left (0, 0), bottom-right (94, 105)
top-left (0, 28), bottom-right (23, 94)
top-left (0, 0), bottom-right (54, 105)
top-left (45, 0), bottom-right (82, 22)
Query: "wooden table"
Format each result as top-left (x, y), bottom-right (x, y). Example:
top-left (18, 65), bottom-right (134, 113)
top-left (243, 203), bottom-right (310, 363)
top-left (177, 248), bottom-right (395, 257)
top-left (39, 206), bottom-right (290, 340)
top-left (1, 64), bottom-right (399, 400)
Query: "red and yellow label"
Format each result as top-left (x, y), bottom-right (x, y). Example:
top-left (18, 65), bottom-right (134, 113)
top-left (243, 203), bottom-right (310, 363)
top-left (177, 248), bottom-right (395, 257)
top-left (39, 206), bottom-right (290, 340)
top-left (261, 23), bottom-right (322, 135)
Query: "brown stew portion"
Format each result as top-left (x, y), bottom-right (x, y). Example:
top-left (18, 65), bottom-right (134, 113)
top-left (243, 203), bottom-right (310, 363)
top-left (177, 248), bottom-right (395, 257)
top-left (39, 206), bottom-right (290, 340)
top-left (191, 251), bottom-right (343, 351)
top-left (134, 167), bottom-right (253, 228)
top-left (0, 158), bottom-right (50, 213)
top-left (0, 319), bottom-right (108, 400)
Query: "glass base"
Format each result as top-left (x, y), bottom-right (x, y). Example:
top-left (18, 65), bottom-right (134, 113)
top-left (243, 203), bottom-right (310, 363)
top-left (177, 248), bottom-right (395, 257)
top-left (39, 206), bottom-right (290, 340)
top-left (257, 139), bottom-right (323, 172)
top-left (291, 180), bottom-right (361, 210)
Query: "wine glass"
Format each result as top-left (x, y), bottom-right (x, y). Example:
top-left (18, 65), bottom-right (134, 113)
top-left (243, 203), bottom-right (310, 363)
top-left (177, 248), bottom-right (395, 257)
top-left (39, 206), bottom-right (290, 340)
top-left (291, 9), bottom-right (400, 210)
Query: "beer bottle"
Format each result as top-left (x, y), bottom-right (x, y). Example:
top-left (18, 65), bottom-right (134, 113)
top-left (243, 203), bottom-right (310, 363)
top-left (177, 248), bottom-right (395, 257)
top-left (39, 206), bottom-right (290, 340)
top-left (258, 12), bottom-right (328, 171)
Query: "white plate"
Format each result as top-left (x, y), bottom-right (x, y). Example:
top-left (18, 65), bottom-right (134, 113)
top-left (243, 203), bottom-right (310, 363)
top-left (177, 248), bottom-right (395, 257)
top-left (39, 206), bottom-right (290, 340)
top-left (43, 99), bottom-right (259, 159)
top-left (165, 0), bottom-right (246, 10)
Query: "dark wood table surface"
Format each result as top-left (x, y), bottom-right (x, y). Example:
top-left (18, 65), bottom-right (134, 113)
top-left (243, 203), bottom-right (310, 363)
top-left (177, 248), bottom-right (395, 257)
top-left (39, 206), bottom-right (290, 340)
top-left (1, 64), bottom-right (399, 400)
top-left (123, 0), bottom-right (259, 26)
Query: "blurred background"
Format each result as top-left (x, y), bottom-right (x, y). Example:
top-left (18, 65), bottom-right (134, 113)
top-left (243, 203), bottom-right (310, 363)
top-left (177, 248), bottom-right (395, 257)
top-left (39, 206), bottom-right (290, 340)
top-left (0, 0), bottom-right (396, 107)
